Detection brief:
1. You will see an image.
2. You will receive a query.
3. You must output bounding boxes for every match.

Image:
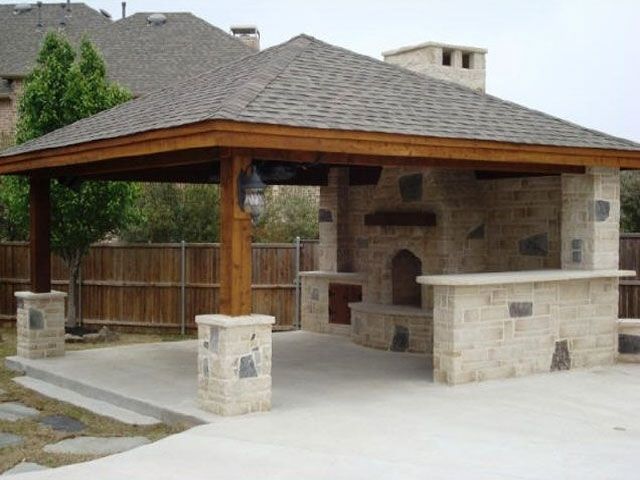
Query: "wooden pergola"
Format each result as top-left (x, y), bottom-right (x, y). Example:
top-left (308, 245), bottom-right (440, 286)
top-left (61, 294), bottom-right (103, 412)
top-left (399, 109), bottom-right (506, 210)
top-left (2, 34), bottom-right (639, 318)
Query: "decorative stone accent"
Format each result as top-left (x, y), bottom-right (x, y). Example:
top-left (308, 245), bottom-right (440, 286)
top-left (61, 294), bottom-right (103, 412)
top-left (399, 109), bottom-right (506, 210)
top-left (196, 314), bottom-right (275, 416)
top-left (508, 302), bottom-right (532, 318)
top-left (390, 325), bottom-right (410, 352)
top-left (431, 277), bottom-right (618, 385)
top-left (467, 224), bottom-right (485, 240)
top-left (350, 302), bottom-right (432, 354)
top-left (594, 200), bottom-right (611, 222)
top-left (318, 208), bottom-right (333, 222)
top-left (551, 340), bottom-right (571, 371)
top-left (398, 173), bottom-right (423, 202)
top-left (619, 334), bottom-right (640, 354)
top-left (15, 291), bottom-right (67, 359)
top-left (518, 233), bottom-right (548, 257)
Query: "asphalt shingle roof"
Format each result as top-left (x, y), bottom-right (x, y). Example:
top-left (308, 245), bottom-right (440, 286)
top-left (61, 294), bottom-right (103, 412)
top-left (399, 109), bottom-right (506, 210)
top-left (0, 3), bottom-right (111, 77)
top-left (92, 12), bottom-right (254, 95)
top-left (0, 5), bottom-right (253, 95)
top-left (2, 34), bottom-right (639, 158)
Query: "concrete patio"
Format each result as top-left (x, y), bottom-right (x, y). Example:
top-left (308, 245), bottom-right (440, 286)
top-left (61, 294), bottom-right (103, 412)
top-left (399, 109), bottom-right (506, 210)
top-left (5, 330), bottom-right (640, 479)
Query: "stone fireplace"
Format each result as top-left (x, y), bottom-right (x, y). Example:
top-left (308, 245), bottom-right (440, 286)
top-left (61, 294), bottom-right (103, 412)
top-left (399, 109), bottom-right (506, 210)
top-left (301, 165), bottom-right (627, 384)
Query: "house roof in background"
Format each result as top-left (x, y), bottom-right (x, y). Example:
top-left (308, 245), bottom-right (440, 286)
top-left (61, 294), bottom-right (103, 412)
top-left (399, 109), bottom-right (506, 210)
top-left (2, 34), bottom-right (639, 160)
top-left (0, 3), bottom-right (111, 77)
top-left (92, 12), bottom-right (254, 95)
top-left (0, 3), bottom-right (254, 95)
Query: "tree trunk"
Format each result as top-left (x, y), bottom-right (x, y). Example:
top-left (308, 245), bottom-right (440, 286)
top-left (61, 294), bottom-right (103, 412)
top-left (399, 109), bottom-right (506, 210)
top-left (65, 253), bottom-right (82, 328)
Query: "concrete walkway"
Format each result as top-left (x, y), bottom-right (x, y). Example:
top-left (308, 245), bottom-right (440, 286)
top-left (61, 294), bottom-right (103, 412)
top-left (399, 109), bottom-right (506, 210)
top-left (7, 331), bottom-right (640, 479)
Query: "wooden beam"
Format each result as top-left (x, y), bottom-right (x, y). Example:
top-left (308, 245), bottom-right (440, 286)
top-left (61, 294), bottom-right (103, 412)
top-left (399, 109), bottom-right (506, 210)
top-left (29, 176), bottom-right (51, 293)
top-left (218, 149), bottom-right (253, 316)
top-left (1, 120), bottom-right (639, 176)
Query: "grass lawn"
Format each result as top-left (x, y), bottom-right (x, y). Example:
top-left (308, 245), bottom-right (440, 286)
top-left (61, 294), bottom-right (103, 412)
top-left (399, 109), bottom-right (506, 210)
top-left (0, 327), bottom-right (194, 473)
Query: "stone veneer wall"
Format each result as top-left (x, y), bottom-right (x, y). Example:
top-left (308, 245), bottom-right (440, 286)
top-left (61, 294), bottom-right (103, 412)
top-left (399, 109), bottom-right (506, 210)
top-left (561, 167), bottom-right (620, 270)
top-left (482, 176), bottom-right (562, 271)
top-left (350, 304), bottom-right (432, 353)
top-left (345, 168), bottom-right (487, 310)
top-left (433, 277), bottom-right (619, 384)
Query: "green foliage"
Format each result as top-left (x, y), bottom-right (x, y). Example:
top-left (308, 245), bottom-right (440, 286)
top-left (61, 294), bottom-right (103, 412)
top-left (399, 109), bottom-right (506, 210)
top-left (253, 187), bottom-right (319, 242)
top-left (121, 184), bottom-right (221, 243)
top-left (15, 33), bottom-right (131, 143)
top-left (0, 32), bottom-right (135, 325)
top-left (621, 171), bottom-right (640, 233)
top-left (0, 177), bottom-right (138, 261)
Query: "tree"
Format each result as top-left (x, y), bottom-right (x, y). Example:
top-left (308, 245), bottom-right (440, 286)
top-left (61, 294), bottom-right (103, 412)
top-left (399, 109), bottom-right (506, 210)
top-left (0, 32), bottom-right (136, 327)
top-left (121, 183), bottom-right (221, 243)
top-left (253, 187), bottom-right (319, 242)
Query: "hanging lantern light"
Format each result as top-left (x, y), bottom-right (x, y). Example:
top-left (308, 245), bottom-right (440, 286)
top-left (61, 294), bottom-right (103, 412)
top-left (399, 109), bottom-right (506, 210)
top-left (239, 165), bottom-right (267, 225)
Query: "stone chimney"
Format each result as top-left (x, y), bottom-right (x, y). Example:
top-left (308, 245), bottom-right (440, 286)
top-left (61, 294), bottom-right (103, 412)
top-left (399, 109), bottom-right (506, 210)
top-left (231, 25), bottom-right (260, 51)
top-left (383, 42), bottom-right (487, 92)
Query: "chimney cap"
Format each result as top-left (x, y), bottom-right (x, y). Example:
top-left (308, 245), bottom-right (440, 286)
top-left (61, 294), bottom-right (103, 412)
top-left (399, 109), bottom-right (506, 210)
top-left (383, 41), bottom-right (487, 58)
top-left (230, 25), bottom-right (259, 37)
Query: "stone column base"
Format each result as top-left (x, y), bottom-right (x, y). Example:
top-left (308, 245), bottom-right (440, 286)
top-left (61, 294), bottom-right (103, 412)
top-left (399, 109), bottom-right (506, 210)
top-left (15, 291), bottom-right (67, 359)
top-left (196, 314), bottom-right (275, 416)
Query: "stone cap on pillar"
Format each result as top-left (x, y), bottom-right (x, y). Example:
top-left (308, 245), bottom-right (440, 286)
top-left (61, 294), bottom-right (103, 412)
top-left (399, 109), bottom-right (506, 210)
top-left (195, 314), bottom-right (275, 328)
top-left (14, 290), bottom-right (67, 300)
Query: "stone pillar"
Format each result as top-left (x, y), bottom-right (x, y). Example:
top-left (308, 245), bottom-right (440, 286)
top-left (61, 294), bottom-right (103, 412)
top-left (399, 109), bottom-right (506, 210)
top-left (15, 291), bottom-right (66, 359)
top-left (318, 168), bottom-right (351, 271)
top-left (196, 314), bottom-right (275, 416)
top-left (561, 167), bottom-right (620, 270)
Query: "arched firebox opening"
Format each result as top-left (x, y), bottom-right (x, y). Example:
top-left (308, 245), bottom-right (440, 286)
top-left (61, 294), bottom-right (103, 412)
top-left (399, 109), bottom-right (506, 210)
top-left (391, 249), bottom-right (422, 307)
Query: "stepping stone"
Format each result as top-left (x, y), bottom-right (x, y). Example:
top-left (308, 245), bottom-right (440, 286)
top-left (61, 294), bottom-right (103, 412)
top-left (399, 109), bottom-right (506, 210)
top-left (44, 436), bottom-right (150, 455)
top-left (39, 414), bottom-right (86, 433)
top-left (2, 462), bottom-right (49, 476)
top-left (0, 402), bottom-right (39, 422)
top-left (0, 433), bottom-right (23, 449)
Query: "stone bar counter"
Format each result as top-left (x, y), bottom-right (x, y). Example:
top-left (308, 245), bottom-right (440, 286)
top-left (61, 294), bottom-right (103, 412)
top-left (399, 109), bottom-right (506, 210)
top-left (417, 269), bottom-right (634, 385)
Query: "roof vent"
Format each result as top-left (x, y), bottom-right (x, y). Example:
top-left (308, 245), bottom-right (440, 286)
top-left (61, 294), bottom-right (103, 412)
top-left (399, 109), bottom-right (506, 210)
top-left (13, 3), bottom-right (33, 14)
top-left (147, 13), bottom-right (167, 26)
top-left (99, 8), bottom-right (111, 19)
top-left (230, 25), bottom-right (260, 51)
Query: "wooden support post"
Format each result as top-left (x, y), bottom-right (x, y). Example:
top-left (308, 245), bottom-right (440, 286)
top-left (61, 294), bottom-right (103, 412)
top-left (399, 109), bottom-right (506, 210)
top-left (29, 176), bottom-right (51, 293)
top-left (219, 150), bottom-right (253, 316)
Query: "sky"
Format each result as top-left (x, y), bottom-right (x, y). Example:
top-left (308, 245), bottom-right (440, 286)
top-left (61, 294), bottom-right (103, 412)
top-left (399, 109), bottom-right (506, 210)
top-left (84, 0), bottom-right (640, 143)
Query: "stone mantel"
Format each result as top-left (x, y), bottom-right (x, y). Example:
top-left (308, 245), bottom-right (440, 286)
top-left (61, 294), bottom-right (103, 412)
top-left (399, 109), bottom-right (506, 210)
top-left (417, 269), bottom-right (635, 287)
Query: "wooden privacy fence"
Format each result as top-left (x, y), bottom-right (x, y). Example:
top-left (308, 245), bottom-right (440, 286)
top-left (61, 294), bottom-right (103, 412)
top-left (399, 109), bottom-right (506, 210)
top-left (620, 234), bottom-right (640, 318)
top-left (0, 241), bottom-right (318, 330)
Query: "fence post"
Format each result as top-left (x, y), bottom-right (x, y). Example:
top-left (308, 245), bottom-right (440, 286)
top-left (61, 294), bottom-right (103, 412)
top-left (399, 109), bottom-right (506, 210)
top-left (294, 236), bottom-right (301, 329)
top-left (181, 240), bottom-right (186, 336)
top-left (78, 263), bottom-right (83, 326)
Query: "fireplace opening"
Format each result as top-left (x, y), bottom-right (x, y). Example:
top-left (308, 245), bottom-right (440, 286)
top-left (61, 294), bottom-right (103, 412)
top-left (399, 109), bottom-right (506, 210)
top-left (391, 249), bottom-right (422, 307)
